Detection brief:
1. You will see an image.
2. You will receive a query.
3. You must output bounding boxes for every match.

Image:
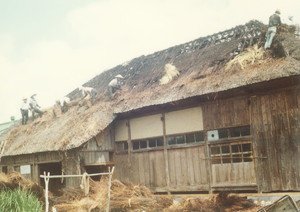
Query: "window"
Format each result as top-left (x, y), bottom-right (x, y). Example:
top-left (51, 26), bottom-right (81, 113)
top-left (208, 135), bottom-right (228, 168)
top-left (116, 141), bottom-right (128, 152)
top-left (168, 131), bottom-right (204, 146)
top-left (208, 126), bottom-right (250, 141)
top-left (148, 138), bottom-right (163, 148)
top-left (210, 142), bottom-right (253, 164)
top-left (132, 137), bottom-right (164, 151)
top-left (218, 129), bottom-right (229, 139)
top-left (133, 140), bottom-right (147, 150)
top-left (20, 165), bottom-right (31, 179)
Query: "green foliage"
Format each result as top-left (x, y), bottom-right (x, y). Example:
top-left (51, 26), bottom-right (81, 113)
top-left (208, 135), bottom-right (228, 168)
top-left (0, 187), bottom-right (43, 212)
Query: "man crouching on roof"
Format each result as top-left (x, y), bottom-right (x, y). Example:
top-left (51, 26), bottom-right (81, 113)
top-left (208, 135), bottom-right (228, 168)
top-left (78, 86), bottom-right (98, 104)
top-left (56, 96), bottom-right (71, 113)
top-left (108, 74), bottom-right (124, 96)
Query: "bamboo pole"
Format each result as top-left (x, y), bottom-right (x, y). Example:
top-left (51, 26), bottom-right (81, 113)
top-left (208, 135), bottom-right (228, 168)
top-left (40, 169), bottom-right (115, 212)
top-left (40, 172), bottom-right (112, 178)
top-left (44, 172), bottom-right (50, 212)
top-left (106, 166), bottom-right (115, 212)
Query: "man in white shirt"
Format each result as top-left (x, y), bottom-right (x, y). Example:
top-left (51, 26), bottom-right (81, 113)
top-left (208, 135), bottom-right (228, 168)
top-left (20, 97), bottom-right (30, 125)
top-left (29, 94), bottom-right (43, 120)
top-left (79, 86), bottom-right (98, 104)
top-left (56, 96), bottom-right (71, 113)
top-left (108, 74), bottom-right (124, 95)
top-left (287, 16), bottom-right (300, 38)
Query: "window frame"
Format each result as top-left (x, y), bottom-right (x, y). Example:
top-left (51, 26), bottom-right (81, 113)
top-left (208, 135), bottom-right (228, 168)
top-left (115, 141), bottom-right (128, 152)
top-left (167, 131), bottom-right (205, 147)
top-left (210, 141), bottom-right (253, 165)
top-left (208, 125), bottom-right (251, 143)
top-left (131, 136), bottom-right (164, 152)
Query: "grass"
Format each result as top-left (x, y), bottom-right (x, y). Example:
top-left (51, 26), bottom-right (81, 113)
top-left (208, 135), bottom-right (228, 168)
top-left (0, 187), bottom-right (43, 212)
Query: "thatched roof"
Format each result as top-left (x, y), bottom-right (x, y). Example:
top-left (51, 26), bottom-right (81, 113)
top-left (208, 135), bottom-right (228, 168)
top-left (1, 20), bottom-right (300, 157)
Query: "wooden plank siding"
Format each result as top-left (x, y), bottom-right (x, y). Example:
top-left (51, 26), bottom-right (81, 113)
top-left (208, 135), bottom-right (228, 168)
top-left (211, 162), bottom-right (256, 186)
top-left (115, 150), bottom-right (167, 189)
top-left (202, 96), bottom-right (257, 190)
top-left (202, 97), bottom-right (250, 130)
top-left (1, 85), bottom-right (299, 193)
top-left (1, 151), bottom-right (62, 166)
top-left (114, 146), bottom-right (210, 192)
top-left (62, 150), bottom-right (81, 188)
top-left (251, 88), bottom-right (300, 192)
top-left (113, 153), bottom-right (130, 184)
top-left (114, 97), bottom-right (255, 192)
top-left (0, 151), bottom-right (63, 184)
top-left (167, 146), bottom-right (209, 189)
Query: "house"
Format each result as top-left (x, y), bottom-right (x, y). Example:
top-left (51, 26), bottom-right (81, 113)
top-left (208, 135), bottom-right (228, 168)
top-left (0, 20), bottom-right (299, 194)
top-left (0, 117), bottom-right (17, 135)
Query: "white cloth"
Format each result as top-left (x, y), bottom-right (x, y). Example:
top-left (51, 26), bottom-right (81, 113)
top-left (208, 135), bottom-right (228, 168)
top-left (58, 97), bottom-right (70, 106)
top-left (20, 101), bottom-right (30, 110)
top-left (108, 78), bottom-right (119, 87)
top-left (80, 172), bottom-right (90, 196)
top-left (29, 98), bottom-right (39, 108)
top-left (80, 87), bottom-right (94, 96)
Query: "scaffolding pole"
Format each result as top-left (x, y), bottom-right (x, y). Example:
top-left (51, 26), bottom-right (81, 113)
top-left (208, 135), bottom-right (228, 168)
top-left (40, 167), bottom-right (115, 212)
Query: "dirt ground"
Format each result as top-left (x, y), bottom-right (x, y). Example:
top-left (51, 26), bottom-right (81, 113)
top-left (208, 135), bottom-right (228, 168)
top-left (0, 172), bottom-right (261, 212)
top-left (51, 176), bottom-right (262, 212)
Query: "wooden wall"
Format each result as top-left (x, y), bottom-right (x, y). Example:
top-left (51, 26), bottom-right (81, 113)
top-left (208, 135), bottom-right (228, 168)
top-left (114, 97), bottom-right (255, 192)
top-left (114, 106), bottom-right (209, 192)
top-left (0, 152), bottom-right (62, 183)
top-left (62, 150), bottom-right (81, 188)
top-left (167, 146), bottom-right (209, 191)
top-left (202, 96), bottom-right (257, 190)
top-left (1, 85), bottom-right (299, 193)
top-left (115, 145), bottom-right (209, 192)
top-left (202, 97), bottom-right (250, 130)
top-left (211, 163), bottom-right (256, 187)
top-left (115, 150), bottom-right (167, 190)
top-left (0, 150), bottom-right (82, 188)
top-left (0, 126), bottom-right (114, 189)
top-left (251, 88), bottom-right (300, 192)
top-left (79, 126), bottom-right (113, 165)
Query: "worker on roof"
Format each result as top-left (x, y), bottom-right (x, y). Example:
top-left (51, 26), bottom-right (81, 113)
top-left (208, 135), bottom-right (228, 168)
top-left (56, 96), bottom-right (71, 113)
top-left (29, 94), bottom-right (44, 120)
top-left (108, 74), bottom-right (124, 95)
top-left (287, 16), bottom-right (300, 38)
top-left (20, 97), bottom-right (30, 125)
top-left (264, 9), bottom-right (282, 50)
top-left (79, 86), bottom-right (98, 104)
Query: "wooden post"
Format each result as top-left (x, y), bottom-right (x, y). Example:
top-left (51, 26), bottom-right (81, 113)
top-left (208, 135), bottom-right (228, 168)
top-left (202, 105), bottom-right (213, 194)
top-left (106, 167), bottom-right (115, 212)
top-left (44, 172), bottom-right (50, 212)
top-left (40, 170), bottom-right (115, 212)
top-left (161, 114), bottom-right (171, 194)
top-left (126, 119), bottom-right (132, 165)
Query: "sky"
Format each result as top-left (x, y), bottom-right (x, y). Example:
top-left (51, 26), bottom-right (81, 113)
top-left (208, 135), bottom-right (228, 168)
top-left (0, 0), bottom-right (299, 123)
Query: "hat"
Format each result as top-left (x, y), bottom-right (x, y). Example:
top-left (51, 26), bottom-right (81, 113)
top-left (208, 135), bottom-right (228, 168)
top-left (31, 94), bottom-right (37, 98)
top-left (115, 74), bottom-right (124, 79)
top-left (275, 9), bottom-right (281, 14)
